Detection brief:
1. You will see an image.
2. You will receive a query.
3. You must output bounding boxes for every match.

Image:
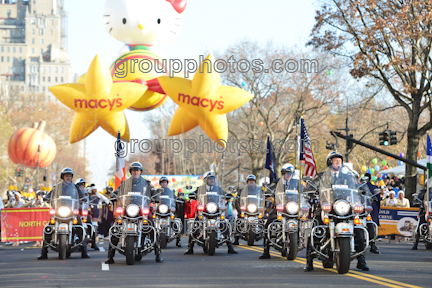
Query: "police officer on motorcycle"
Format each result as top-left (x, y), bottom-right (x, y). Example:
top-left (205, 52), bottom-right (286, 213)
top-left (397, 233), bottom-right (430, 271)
top-left (105, 162), bottom-right (163, 264)
top-left (304, 152), bottom-right (369, 271)
top-left (259, 164), bottom-right (297, 259)
top-left (184, 171), bottom-right (238, 255)
top-left (38, 168), bottom-right (90, 260)
top-left (412, 188), bottom-right (428, 250)
top-left (233, 174), bottom-right (257, 245)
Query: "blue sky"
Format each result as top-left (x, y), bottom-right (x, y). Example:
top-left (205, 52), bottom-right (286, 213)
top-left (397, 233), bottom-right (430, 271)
top-left (62, 0), bottom-right (318, 186)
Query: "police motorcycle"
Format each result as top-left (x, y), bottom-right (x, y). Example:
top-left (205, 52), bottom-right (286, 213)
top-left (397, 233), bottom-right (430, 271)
top-left (235, 182), bottom-right (264, 246)
top-left (108, 181), bottom-right (156, 265)
top-left (414, 189), bottom-right (432, 249)
top-left (267, 175), bottom-right (308, 260)
top-left (311, 166), bottom-right (369, 274)
top-left (152, 187), bottom-right (183, 249)
top-left (43, 184), bottom-right (89, 260)
top-left (187, 174), bottom-right (231, 255)
top-left (357, 179), bottom-right (379, 246)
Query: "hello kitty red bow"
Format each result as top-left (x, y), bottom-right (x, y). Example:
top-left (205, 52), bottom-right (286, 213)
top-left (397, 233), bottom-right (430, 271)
top-left (166, 0), bottom-right (187, 14)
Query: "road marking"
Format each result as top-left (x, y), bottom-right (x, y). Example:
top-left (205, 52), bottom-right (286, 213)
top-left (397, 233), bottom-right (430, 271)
top-left (237, 245), bottom-right (420, 288)
top-left (101, 263), bottom-right (109, 271)
top-left (99, 247), bottom-right (105, 252)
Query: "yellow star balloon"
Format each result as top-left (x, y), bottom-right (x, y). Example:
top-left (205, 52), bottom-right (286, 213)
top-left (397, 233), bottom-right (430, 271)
top-left (49, 55), bottom-right (148, 143)
top-left (158, 54), bottom-right (253, 142)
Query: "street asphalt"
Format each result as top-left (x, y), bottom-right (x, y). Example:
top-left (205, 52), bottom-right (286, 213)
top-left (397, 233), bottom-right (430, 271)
top-left (0, 237), bottom-right (430, 288)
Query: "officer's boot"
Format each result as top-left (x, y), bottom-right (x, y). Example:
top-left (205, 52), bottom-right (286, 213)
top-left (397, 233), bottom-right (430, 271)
top-left (154, 235), bottom-right (163, 263)
top-left (369, 241), bottom-right (380, 254)
top-left (91, 233), bottom-right (100, 251)
top-left (259, 238), bottom-right (271, 259)
top-left (184, 235), bottom-right (194, 254)
top-left (105, 245), bottom-right (116, 264)
top-left (233, 236), bottom-right (240, 245)
top-left (227, 240), bottom-right (238, 254)
top-left (304, 239), bottom-right (314, 271)
top-left (176, 235), bottom-right (182, 247)
top-left (411, 233), bottom-right (419, 250)
top-left (37, 245), bottom-right (49, 260)
top-left (356, 255), bottom-right (369, 271)
top-left (81, 239), bottom-right (90, 259)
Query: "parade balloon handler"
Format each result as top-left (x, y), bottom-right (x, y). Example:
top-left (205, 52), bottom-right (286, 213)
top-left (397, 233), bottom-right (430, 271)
top-left (184, 171), bottom-right (238, 255)
top-left (38, 168), bottom-right (90, 260)
top-left (175, 190), bottom-right (186, 247)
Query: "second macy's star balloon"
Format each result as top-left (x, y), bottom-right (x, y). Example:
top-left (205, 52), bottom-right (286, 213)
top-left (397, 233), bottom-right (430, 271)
top-left (158, 54), bottom-right (253, 142)
top-left (49, 55), bottom-right (148, 143)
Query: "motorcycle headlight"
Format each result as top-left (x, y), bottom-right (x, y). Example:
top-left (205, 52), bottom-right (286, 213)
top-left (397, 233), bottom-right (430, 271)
top-left (126, 204), bottom-right (140, 217)
top-left (58, 206), bottom-right (71, 217)
top-left (158, 204), bottom-right (169, 214)
top-left (247, 203), bottom-right (258, 213)
top-left (206, 202), bottom-right (218, 214)
top-left (334, 200), bottom-right (350, 216)
top-left (285, 202), bottom-right (299, 215)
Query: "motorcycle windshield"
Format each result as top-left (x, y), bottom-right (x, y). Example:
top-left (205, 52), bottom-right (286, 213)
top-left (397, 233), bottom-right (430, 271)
top-left (159, 196), bottom-right (175, 209)
top-left (319, 166), bottom-right (362, 206)
top-left (197, 177), bottom-right (225, 208)
top-left (240, 185), bottom-right (263, 210)
top-left (119, 193), bottom-right (150, 208)
top-left (51, 197), bottom-right (79, 211)
top-left (358, 183), bottom-right (372, 207)
top-left (275, 178), bottom-right (306, 205)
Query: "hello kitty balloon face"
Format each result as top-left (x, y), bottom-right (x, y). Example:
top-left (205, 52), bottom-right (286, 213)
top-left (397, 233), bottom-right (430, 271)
top-left (103, 0), bottom-right (187, 46)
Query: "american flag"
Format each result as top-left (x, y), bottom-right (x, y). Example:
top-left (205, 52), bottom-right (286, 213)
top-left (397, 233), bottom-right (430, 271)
top-left (114, 131), bottom-right (126, 190)
top-left (300, 119), bottom-right (317, 178)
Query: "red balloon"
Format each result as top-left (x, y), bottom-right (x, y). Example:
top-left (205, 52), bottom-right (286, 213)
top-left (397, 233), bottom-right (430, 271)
top-left (384, 165), bottom-right (389, 170)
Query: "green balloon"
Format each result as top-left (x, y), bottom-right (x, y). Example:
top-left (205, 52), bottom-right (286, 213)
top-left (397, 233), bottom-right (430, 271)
top-left (328, 69), bottom-right (332, 76)
top-left (370, 168), bottom-right (375, 174)
top-left (389, 166), bottom-right (393, 169)
top-left (372, 158), bottom-right (378, 164)
top-left (382, 160), bottom-right (387, 166)
top-left (372, 176), bottom-right (377, 182)
top-left (361, 174), bottom-right (364, 177)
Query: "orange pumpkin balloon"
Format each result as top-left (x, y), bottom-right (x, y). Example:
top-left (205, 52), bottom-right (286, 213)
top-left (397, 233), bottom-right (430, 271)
top-left (8, 121), bottom-right (56, 168)
top-left (259, 121), bottom-right (264, 127)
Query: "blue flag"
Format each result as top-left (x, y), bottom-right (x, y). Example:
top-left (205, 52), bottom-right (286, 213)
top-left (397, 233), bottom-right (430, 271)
top-left (265, 136), bottom-right (276, 183)
top-left (427, 134), bottom-right (432, 179)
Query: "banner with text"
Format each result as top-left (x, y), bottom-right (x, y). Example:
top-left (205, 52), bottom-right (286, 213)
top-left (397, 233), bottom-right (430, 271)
top-left (1, 208), bottom-right (50, 242)
top-left (378, 207), bottom-right (419, 237)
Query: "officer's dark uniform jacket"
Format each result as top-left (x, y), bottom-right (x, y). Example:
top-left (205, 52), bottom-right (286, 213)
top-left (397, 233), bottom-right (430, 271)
top-left (159, 187), bottom-right (175, 210)
top-left (46, 181), bottom-right (84, 201)
top-left (117, 176), bottom-right (152, 197)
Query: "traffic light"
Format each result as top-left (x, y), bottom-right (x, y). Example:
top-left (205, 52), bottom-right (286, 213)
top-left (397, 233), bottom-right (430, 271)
top-left (15, 168), bottom-right (22, 177)
top-left (390, 130), bottom-right (397, 145)
top-left (347, 134), bottom-right (354, 150)
top-left (379, 130), bottom-right (390, 146)
top-left (43, 176), bottom-right (47, 181)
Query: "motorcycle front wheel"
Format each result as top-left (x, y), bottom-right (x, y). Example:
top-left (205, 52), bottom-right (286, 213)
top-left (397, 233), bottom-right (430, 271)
top-left (125, 236), bottom-right (136, 265)
top-left (248, 229), bottom-right (256, 246)
top-left (287, 232), bottom-right (298, 260)
top-left (58, 234), bottom-right (68, 260)
top-left (160, 232), bottom-right (168, 249)
top-left (208, 231), bottom-right (217, 256)
top-left (335, 237), bottom-right (350, 274)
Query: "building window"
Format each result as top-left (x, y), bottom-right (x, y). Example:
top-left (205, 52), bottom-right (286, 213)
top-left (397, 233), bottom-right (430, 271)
top-left (43, 87), bottom-right (45, 92)
top-left (33, 11), bottom-right (36, 15)
top-left (1, 57), bottom-right (3, 62)
top-left (32, 38), bottom-right (34, 44)
top-left (13, 47), bottom-right (15, 53)
top-left (7, 57), bottom-right (9, 62)
top-left (7, 47), bottom-right (9, 52)
top-left (13, 67), bottom-right (15, 73)
top-left (31, 19), bottom-right (35, 25)
top-left (6, 67), bottom-right (9, 73)
top-left (19, 47), bottom-right (22, 53)
top-left (41, 48), bottom-right (43, 54)
top-left (42, 67), bottom-right (45, 73)
top-left (55, 77), bottom-right (58, 82)
top-left (48, 76), bottom-right (50, 82)
top-left (11, 30), bottom-right (14, 35)
top-left (55, 67), bottom-right (58, 73)
top-left (61, 67), bottom-right (64, 73)
top-left (36, 86), bottom-right (39, 92)
top-left (21, 67), bottom-right (23, 72)
top-left (61, 77), bottom-right (63, 82)
top-left (48, 67), bottom-right (51, 73)
top-left (32, 48), bottom-right (34, 54)
top-left (40, 29), bottom-right (44, 35)
top-left (40, 39), bottom-right (44, 45)
top-left (32, 29), bottom-right (35, 34)
top-left (42, 76), bottom-right (45, 81)
top-left (21, 86), bottom-right (24, 91)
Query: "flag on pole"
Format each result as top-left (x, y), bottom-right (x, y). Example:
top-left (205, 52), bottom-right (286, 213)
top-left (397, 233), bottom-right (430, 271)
top-left (427, 134), bottom-right (432, 179)
top-left (265, 136), bottom-right (276, 183)
top-left (115, 131), bottom-right (126, 190)
top-left (300, 119), bottom-right (317, 178)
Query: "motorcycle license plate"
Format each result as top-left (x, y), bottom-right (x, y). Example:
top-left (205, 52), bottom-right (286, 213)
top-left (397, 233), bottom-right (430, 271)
top-left (248, 217), bottom-right (256, 223)
top-left (160, 219), bottom-right (167, 225)
top-left (126, 223), bottom-right (137, 232)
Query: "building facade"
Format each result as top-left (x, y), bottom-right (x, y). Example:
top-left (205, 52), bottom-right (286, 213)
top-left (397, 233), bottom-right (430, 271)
top-left (0, 0), bottom-right (72, 100)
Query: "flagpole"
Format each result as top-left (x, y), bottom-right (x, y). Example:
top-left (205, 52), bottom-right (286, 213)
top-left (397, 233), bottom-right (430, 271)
top-left (298, 115), bottom-right (302, 220)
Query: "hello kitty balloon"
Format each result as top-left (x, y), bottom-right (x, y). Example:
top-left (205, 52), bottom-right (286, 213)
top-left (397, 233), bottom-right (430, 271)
top-left (103, 0), bottom-right (187, 111)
